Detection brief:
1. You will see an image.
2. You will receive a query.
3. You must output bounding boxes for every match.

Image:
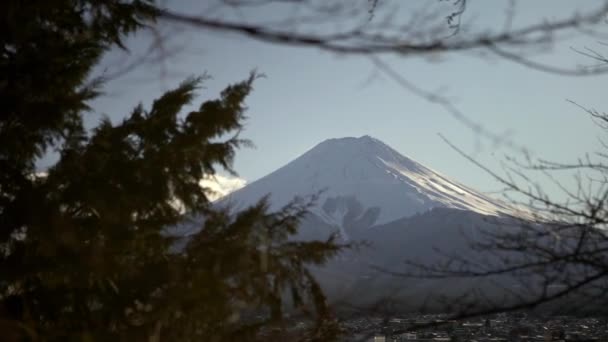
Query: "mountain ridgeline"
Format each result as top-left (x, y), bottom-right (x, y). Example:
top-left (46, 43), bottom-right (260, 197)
top-left (187, 135), bottom-right (604, 315)
top-left (222, 136), bottom-right (516, 235)
top-left (208, 136), bottom-right (545, 311)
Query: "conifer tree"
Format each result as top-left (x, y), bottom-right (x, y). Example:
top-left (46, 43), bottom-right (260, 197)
top-left (1, 1), bottom-right (343, 340)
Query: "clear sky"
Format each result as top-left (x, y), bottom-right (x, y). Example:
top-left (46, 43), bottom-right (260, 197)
top-left (69, 0), bottom-right (608, 201)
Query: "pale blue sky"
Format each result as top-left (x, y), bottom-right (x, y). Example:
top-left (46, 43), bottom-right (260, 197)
top-left (77, 0), bottom-right (608, 201)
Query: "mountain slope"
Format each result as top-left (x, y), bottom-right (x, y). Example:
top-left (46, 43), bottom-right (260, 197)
top-left (222, 136), bottom-right (515, 238)
top-left (211, 136), bottom-right (597, 312)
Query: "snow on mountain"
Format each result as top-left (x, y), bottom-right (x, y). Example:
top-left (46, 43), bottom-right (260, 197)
top-left (221, 136), bottom-right (516, 236)
top-left (199, 174), bottom-right (246, 201)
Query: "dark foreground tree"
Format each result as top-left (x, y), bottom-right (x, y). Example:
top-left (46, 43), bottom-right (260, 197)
top-left (1, 1), bottom-right (343, 340)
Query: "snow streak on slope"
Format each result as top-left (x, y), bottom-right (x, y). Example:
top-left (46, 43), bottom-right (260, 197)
top-left (199, 174), bottom-right (246, 201)
top-left (222, 136), bottom-right (516, 232)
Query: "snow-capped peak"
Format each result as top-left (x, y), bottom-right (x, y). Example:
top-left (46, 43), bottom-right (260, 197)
top-left (221, 136), bottom-right (516, 235)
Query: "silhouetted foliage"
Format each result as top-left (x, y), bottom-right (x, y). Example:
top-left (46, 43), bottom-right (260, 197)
top-left (160, 0), bottom-right (608, 75)
top-left (0, 1), bottom-right (343, 340)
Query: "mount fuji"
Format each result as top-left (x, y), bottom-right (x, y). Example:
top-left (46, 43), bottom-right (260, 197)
top-left (221, 135), bottom-right (516, 239)
top-left (197, 136), bottom-right (599, 312)
top-left (208, 136), bottom-right (532, 307)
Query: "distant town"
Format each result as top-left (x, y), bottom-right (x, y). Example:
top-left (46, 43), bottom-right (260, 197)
top-left (336, 313), bottom-right (608, 342)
